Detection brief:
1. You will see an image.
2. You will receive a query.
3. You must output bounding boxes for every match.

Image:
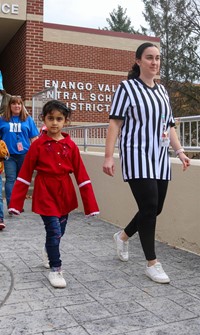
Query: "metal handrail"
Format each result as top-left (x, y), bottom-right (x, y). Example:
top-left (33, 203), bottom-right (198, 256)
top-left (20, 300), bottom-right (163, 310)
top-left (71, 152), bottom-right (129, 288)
top-left (32, 86), bottom-right (57, 128)
top-left (65, 116), bottom-right (200, 153)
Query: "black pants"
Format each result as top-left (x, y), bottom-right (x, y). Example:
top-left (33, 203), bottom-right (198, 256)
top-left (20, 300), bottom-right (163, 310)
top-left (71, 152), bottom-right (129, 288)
top-left (124, 179), bottom-right (168, 261)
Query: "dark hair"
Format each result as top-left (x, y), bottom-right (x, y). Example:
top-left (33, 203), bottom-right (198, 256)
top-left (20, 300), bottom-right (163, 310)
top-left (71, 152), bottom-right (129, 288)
top-left (128, 42), bottom-right (158, 80)
top-left (39, 100), bottom-right (72, 121)
top-left (0, 89), bottom-right (6, 94)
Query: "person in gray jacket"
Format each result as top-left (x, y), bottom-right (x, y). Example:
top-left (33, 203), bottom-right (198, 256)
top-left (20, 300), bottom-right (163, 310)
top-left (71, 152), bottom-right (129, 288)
top-left (0, 90), bottom-right (11, 114)
top-left (0, 71), bottom-right (11, 114)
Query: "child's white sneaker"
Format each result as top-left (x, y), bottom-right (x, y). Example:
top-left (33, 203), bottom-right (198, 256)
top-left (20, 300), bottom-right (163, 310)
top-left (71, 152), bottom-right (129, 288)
top-left (48, 271), bottom-right (66, 288)
top-left (113, 231), bottom-right (129, 262)
top-left (42, 247), bottom-right (50, 269)
top-left (145, 262), bottom-right (170, 284)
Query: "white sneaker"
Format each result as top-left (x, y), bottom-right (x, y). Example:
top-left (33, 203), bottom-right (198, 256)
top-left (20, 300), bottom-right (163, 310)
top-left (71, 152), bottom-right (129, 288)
top-left (145, 262), bottom-right (170, 284)
top-left (42, 247), bottom-right (50, 269)
top-left (48, 271), bottom-right (66, 288)
top-left (113, 231), bottom-right (129, 262)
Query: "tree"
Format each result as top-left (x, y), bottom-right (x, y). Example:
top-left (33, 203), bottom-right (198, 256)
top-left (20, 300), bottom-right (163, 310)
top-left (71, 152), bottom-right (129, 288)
top-left (180, 0), bottom-right (200, 37)
top-left (103, 5), bottom-right (138, 33)
top-left (141, 0), bottom-right (200, 116)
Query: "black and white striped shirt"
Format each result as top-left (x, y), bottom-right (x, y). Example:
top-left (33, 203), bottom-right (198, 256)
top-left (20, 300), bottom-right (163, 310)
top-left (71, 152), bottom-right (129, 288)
top-left (109, 78), bottom-right (175, 181)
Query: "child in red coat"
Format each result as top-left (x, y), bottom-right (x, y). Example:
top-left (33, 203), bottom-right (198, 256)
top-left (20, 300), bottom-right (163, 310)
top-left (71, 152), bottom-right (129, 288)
top-left (9, 100), bottom-right (99, 288)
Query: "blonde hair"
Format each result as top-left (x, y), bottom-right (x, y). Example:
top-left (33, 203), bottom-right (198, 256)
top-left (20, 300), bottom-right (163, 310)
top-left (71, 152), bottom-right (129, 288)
top-left (3, 96), bottom-right (28, 121)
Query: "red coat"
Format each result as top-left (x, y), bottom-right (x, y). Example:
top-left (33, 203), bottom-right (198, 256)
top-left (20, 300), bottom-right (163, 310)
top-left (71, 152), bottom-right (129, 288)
top-left (9, 132), bottom-right (99, 217)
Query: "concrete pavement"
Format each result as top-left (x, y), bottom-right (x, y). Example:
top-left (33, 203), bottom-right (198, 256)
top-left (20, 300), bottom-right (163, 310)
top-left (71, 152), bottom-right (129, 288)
top-left (0, 199), bottom-right (200, 335)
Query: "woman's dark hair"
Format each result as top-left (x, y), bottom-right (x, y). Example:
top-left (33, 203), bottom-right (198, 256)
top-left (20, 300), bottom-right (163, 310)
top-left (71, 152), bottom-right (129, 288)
top-left (128, 42), bottom-right (158, 80)
top-left (39, 100), bottom-right (72, 121)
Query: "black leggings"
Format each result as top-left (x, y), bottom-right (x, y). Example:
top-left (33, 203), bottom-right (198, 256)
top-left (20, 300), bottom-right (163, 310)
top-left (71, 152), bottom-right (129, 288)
top-left (125, 179), bottom-right (168, 261)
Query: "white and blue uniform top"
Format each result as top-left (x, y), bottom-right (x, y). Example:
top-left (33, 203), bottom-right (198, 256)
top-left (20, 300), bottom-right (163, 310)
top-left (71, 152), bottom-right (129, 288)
top-left (109, 78), bottom-right (175, 181)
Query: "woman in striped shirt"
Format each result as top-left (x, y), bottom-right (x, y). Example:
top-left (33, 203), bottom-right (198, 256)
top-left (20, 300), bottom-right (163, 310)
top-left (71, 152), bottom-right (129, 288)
top-left (103, 42), bottom-right (190, 284)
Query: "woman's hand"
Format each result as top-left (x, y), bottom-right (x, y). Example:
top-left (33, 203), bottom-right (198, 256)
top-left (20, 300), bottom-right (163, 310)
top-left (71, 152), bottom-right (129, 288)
top-left (103, 157), bottom-right (115, 177)
top-left (103, 119), bottom-right (123, 177)
top-left (178, 152), bottom-right (190, 171)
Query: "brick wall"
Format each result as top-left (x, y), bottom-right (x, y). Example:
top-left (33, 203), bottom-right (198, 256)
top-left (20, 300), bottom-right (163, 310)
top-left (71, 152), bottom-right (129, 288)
top-left (25, 20), bottom-right (43, 99)
top-left (43, 69), bottom-right (125, 123)
top-left (0, 23), bottom-right (27, 98)
top-left (0, 0), bottom-right (44, 111)
top-left (26, 0), bottom-right (43, 15)
top-left (44, 42), bottom-right (133, 73)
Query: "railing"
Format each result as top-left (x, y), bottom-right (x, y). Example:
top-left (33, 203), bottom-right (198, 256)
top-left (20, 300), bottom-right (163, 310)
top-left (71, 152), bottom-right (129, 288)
top-left (65, 124), bottom-right (108, 151)
top-left (32, 86), bottom-right (57, 128)
top-left (65, 116), bottom-right (200, 154)
top-left (178, 116), bottom-right (200, 150)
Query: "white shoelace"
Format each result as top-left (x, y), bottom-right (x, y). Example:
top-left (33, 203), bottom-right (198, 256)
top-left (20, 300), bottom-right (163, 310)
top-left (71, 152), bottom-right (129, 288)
top-left (154, 263), bottom-right (164, 273)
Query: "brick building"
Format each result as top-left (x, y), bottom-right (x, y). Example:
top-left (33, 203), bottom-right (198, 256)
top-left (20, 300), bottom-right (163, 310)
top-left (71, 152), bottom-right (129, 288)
top-left (0, 0), bottom-right (159, 124)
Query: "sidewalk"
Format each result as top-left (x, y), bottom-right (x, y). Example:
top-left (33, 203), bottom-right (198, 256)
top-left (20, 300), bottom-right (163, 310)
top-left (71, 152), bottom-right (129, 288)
top-left (0, 200), bottom-right (200, 335)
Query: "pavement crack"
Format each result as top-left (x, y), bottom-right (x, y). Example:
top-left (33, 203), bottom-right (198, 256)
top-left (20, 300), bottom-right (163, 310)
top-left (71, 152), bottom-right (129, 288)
top-left (0, 261), bottom-right (14, 308)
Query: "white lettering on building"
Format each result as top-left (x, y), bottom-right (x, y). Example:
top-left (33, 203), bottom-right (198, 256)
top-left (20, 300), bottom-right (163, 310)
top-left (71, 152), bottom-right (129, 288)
top-left (98, 84), bottom-right (115, 92)
top-left (44, 79), bottom-right (117, 113)
top-left (0, 3), bottom-right (19, 14)
top-left (45, 80), bottom-right (93, 91)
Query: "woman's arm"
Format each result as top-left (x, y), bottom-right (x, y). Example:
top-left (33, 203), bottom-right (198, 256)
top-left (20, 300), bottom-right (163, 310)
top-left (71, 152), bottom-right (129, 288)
top-left (103, 119), bottom-right (123, 177)
top-left (170, 127), bottom-right (190, 171)
top-left (30, 136), bottom-right (38, 143)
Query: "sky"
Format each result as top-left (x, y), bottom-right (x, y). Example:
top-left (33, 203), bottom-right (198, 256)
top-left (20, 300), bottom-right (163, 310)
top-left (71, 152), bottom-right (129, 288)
top-left (43, 0), bottom-right (147, 31)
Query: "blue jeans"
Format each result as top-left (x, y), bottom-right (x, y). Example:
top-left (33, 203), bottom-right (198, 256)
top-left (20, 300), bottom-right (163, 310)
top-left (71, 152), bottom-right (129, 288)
top-left (41, 215), bottom-right (68, 269)
top-left (4, 154), bottom-right (26, 206)
top-left (0, 174), bottom-right (3, 219)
